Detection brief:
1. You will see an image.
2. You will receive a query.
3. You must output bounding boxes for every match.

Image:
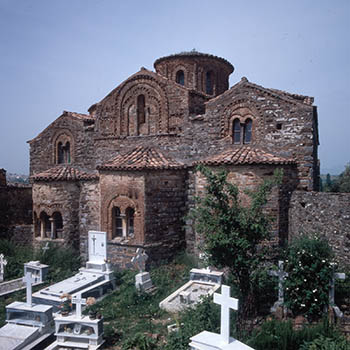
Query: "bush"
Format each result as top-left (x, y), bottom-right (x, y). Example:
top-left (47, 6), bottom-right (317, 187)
top-left (300, 335), bottom-right (350, 350)
top-left (284, 236), bottom-right (334, 320)
top-left (122, 332), bottom-right (157, 350)
top-left (246, 318), bottom-right (344, 350)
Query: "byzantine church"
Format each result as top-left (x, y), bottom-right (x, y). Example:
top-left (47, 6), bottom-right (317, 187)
top-left (28, 51), bottom-right (319, 267)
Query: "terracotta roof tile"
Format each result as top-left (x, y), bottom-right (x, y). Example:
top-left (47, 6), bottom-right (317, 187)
top-left (31, 166), bottom-right (98, 182)
top-left (196, 146), bottom-right (295, 166)
top-left (98, 147), bottom-right (185, 171)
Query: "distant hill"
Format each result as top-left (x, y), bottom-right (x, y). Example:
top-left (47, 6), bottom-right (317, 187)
top-left (7, 173), bottom-right (29, 184)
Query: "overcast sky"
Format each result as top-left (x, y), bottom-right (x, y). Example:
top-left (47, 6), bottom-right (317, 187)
top-left (0, 0), bottom-right (349, 175)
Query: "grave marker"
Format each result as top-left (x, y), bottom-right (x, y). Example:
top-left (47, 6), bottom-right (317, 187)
top-left (42, 242), bottom-right (49, 255)
top-left (131, 248), bottom-right (153, 291)
top-left (0, 254), bottom-right (7, 282)
top-left (268, 260), bottom-right (288, 312)
top-left (72, 293), bottom-right (87, 319)
top-left (88, 231), bottom-right (107, 264)
top-left (131, 248), bottom-right (148, 273)
top-left (23, 271), bottom-right (36, 307)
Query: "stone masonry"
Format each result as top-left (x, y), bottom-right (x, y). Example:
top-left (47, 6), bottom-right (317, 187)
top-left (28, 51), bottom-right (323, 268)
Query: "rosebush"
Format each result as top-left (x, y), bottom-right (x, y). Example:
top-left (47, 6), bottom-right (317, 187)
top-left (284, 236), bottom-right (334, 320)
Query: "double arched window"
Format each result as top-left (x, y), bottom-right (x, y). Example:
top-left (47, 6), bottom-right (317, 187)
top-left (57, 141), bottom-right (71, 164)
top-left (137, 94), bottom-right (146, 124)
top-left (54, 132), bottom-right (73, 164)
top-left (232, 118), bottom-right (253, 144)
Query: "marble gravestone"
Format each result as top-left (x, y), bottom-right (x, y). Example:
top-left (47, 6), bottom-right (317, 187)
top-left (46, 291), bottom-right (104, 350)
top-left (131, 248), bottom-right (153, 292)
top-left (190, 285), bottom-right (254, 350)
top-left (24, 261), bottom-right (49, 284)
top-left (33, 231), bottom-right (115, 311)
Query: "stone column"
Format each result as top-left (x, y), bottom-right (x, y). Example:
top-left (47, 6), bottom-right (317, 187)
top-left (49, 217), bottom-right (55, 239)
top-left (121, 214), bottom-right (127, 237)
top-left (40, 220), bottom-right (45, 239)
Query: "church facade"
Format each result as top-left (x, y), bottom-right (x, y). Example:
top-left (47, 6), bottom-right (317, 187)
top-left (28, 51), bottom-right (319, 267)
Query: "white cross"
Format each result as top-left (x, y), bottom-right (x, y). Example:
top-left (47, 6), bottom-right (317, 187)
top-left (42, 242), bottom-right (49, 255)
top-left (23, 272), bottom-right (35, 307)
top-left (0, 254), bottom-right (7, 281)
top-left (329, 268), bottom-right (346, 305)
top-left (92, 235), bottom-right (96, 255)
top-left (268, 261), bottom-right (288, 303)
top-left (72, 293), bottom-right (87, 319)
top-left (213, 285), bottom-right (238, 344)
top-left (131, 248), bottom-right (148, 273)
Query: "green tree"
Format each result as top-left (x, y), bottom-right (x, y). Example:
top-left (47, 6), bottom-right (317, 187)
top-left (190, 165), bottom-right (282, 318)
top-left (334, 163), bottom-right (350, 193)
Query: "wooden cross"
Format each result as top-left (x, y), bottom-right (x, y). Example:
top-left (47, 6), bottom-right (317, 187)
top-left (329, 267), bottom-right (346, 305)
top-left (268, 261), bottom-right (288, 303)
top-left (72, 293), bottom-right (87, 319)
top-left (213, 285), bottom-right (238, 344)
top-left (0, 254), bottom-right (7, 282)
top-left (131, 248), bottom-right (148, 273)
top-left (23, 272), bottom-right (35, 306)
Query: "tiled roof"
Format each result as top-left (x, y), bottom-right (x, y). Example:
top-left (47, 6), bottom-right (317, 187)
top-left (196, 147), bottom-right (295, 166)
top-left (98, 147), bottom-right (186, 171)
top-left (31, 166), bottom-right (98, 182)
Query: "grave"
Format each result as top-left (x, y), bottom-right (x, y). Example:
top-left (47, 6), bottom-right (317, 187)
top-left (33, 231), bottom-right (115, 312)
top-left (0, 253), bottom-right (7, 282)
top-left (45, 292), bottom-right (104, 350)
top-left (131, 248), bottom-right (153, 292)
top-left (24, 261), bottom-right (49, 284)
top-left (189, 285), bottom-right (255, 350)
top-left (160, 267), bottom-right (223, 312)
top-left (268, 260), bottom-right (288, 313)
top-left (0, 271), bottom-right (54, 350)
top-left (329, 265), bottom-right (346, 318)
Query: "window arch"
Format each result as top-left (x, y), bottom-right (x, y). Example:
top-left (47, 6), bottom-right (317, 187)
top-left (176, 70), bottom-right (185, 86)
top-left (39, 212), bottom-right (51, 238)
top-left (137, 94), bottom-right (146, 125)
top-left (206, 71), bottom-right (214, 95)
top-left (54, 132), bottom-right (73, 164)
top-left (244, 119), bottom-right (252, 144)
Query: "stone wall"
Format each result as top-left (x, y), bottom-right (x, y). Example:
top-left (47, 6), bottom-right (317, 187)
top-left (289, 191), bottom-right (350, 265)
top-left (0, 182), bottom-right (32, 241)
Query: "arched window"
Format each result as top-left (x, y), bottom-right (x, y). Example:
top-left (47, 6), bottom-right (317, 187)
top-left (34, 212), bottom-right (40, 237)
top-left (206, 71), bottom-right (214, 95)
top-left (39, 212), bottom-right (51, 238)
top-left (244, 119), bottom-right (252, 144)
top-left (233, 119), bottom-right (241, 144)
top-left (57, 142), bottom-right (64, 164)
top-left (137, 95), bottom-right (146, 124)
top-left (126, 207), bottom-right (135, 236)
top-left (176, 70), bottom-right (185, 86)
top-left (57, 141), bottom-right (71, 164)
top-left (113, 207), bottom-right (123, 238)
top-left (52, 212), bottom-right (63, 239)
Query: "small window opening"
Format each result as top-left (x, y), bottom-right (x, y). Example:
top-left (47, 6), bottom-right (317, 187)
top-left (137, 95), bottom-right (146, 124)
top-left (113, 207), bottom-right (123, 237)
top-left (276, 123), bottom-right (282, 130)
top-left (233, 119), bottom-right (241, 144)
top-left (126, 207), bottom-right (135, 236)
top-left (206, 71), bottom-right (213, 95)
top-left (176, 70), bottom-right (185, 86)
top-left (243, 119), bottom-right (252, 144)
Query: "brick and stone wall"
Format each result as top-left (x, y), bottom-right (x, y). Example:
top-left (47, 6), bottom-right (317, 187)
top-left (186, 164), bottom-right (299, 255)
top-left (289, 191), bottom-right (350, 265)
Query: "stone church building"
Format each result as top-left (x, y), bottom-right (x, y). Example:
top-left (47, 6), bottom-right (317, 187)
top-left (28, 51), bottom-right (319, 267)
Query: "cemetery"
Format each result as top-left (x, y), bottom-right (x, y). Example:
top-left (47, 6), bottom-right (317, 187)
top-left (0, 178), bottom-right (349, 350)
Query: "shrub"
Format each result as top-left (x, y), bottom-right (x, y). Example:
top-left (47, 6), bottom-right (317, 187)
top-left (284, 236), bottom-right (334, 320)
top-left (300, 335), bottom-right (350, 350)
top-left (122, 332), bottom-right (157, 350)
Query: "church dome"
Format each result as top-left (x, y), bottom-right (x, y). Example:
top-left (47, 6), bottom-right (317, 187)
top-left (154, 50), bottom-right (234, 97)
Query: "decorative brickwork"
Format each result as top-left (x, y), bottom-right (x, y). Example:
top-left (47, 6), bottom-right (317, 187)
top-left (29, 51), bottom-right (323, 268)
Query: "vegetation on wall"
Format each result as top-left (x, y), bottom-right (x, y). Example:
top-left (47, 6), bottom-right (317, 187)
top-left (189, 165), bottom-right (282, 318)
